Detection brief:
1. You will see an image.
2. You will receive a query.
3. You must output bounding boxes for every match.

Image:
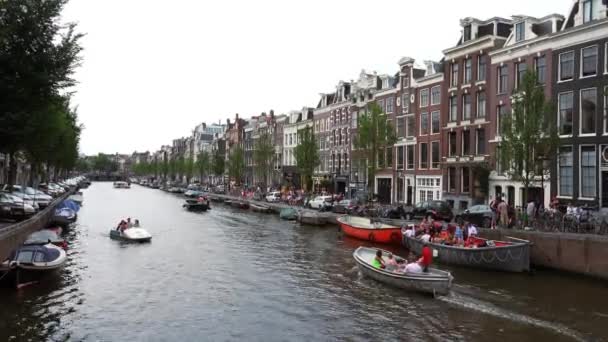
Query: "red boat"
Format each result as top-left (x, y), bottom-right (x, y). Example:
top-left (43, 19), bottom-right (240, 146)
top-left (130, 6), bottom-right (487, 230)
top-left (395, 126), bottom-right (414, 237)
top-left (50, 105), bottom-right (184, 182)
top-left (337, 216), bottom-right (402, 244)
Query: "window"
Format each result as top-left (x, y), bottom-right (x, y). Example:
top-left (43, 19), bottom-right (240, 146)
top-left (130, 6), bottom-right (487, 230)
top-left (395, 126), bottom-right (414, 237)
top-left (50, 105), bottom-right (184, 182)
top-left (498, 65), bottom-right (508, 93)
top-left (581, 46), bottom-right (598, 77)
top-left (402, 93), bottom-right (409, 113)
top-left (580, 145), bottom-right (596, 198)
top-left (477, 55), bottom-right (486, 81)
top-left (352, 111), bottom-right (358, 128)
top-left (420, 190), bottom-right (426, 202)
top-left (559, 51), bottom-right (574, 81)
top-left (464, 25), bottom-right (471, 42)
top-left (386, 147), bottom-right (393, 168)
top-left (386, 97), bottom-right (394, 113)
top-left (583, 0), bottom-right (593, 23)
top-left (397, 146), bottom-right (404, 170)
top-left (449, 96), bottom-right (458, 122)
top-left (476, 128), bottom-right (485, 155)
top-left (420, 143), bottom-right (428, 169)
top-left (462, 130), bottom-right (470, 155)
top-left (431, 86), bottom-right (441, 105)
top-left (396, 116), bottom-right (405, 137)
top-left (464, 58), bottom-right (472, 83)
top-left (604, 86), bottom-right (608, 134)
top-left (448, 132), bottom-right (457, 157)
top-left (515, 62), bottom-right (527, 89)
top-left (535, 56), bottom-right (546, 84)
top-left (558, 92), bottom-right (574, 135)
top-left (497, 105), bottom-right (507, 136)
top-left (515, 22), bottom-right (525, 42)
top-left (463, 94), bottom-right (471, 120)
top-left (451, 62), bottom-right (459, 87)
top-left (406, 145), bottom-right (415, 170)
top-left (420, 89), bottom-right (429, 107)
top-left (580, 88), bottom-right (597, 135)
top-left (476, 92), bottom-right (486, 118)
top-left (403, 76), bottom-right (410, 88)
top-left (420, 112), bottom-right (429, 135)
top-left (431, 141), bottom-right (440, 169)
top-left (462, 167), bottom-right (470, 193)
top-left (431, 111), bottom-right (440, 134)
top-left (406, 115), bottom-right (415, 137)
top-left (448, 167), bottom-right (456, 192)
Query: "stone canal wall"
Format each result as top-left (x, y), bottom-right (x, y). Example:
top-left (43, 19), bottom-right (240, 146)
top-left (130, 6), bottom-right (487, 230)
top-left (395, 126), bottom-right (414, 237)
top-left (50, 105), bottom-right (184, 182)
top-left (211, 193), bottom-right (608, 280)
top-left (0, 191), bottom-right (72, 260)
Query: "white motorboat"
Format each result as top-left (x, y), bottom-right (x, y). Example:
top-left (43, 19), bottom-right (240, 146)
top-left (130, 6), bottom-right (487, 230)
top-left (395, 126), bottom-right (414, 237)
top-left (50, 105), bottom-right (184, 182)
top-left (0, 243), bottom-right (68, 287)
top-left (113, 181), bottom-right (131, 189)
top-left (109, 227), bottom-right (152, 242)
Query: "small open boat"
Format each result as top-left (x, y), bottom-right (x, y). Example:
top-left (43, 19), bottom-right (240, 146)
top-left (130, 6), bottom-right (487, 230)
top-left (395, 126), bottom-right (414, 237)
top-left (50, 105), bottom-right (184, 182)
top-left (0, 244), bottom-right (68, 288)
top-left (49, 207), bottom-right (77, 226)
top-left (109, 228), bottom-right (152, 243)
top-left (230, 201), bottom-right (250, 209)
top-left (279, 207), bottom-right (297, 220)
top-left (353, 247), bottom-right (453, 296)
top-left (403, 234), bottom-right (530, 272)
top-left (297, 211), bottom-right (329, 225)
top-left (250, 203), bottom-right (272, 213)
top-left (183, 198), bottom-right (210, 211)
top-left (113, 181), bottom-right (130, 189)
top-left (337, 216), bottom-right (402, 244)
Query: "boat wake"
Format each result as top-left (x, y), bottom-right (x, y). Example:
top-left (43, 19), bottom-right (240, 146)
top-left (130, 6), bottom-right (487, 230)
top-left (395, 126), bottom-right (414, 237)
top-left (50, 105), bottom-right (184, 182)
top-left (437, 291), bottom-right (588, 342)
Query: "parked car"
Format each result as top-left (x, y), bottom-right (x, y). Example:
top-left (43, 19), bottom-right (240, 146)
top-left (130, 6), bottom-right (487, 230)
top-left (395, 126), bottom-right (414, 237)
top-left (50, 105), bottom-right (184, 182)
top-left (455, 204), bottom-right (494, 228)
top-left (308, 195), bottom-right (333, 210)
top-left (333, 199), bottom-right (356, 214)
top-left (408, 200), bottom-right (454, 222)
top-left (9, 192), bottom-right (41, 211)
top-left (0, 193), bottom-right (35, 219)
top-left (265, 191), bottom-right (281, 203)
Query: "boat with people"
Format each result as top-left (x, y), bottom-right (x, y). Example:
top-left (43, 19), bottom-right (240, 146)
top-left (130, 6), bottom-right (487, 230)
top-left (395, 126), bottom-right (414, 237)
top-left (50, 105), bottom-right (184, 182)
top-left (183, 197), bottom-right (210, 211)
top-left (279, 207), bottom-right (297, 220)
top-left (113, 181), bottom-right (131, 189)
top-left (250, 203), bottom-right (272, 213)
top-left (0, 243), bottom-right (68, 288)
top-left (353, 247), bottom-right (452, 296)
top-left (337, 216), bottom-right (402, 244)
top-left (402, 225), bottom-right (530, 272)
top-left (109, 218), bottom-right (152, 242)
top-left (297, 211), bottom-right (329, 225)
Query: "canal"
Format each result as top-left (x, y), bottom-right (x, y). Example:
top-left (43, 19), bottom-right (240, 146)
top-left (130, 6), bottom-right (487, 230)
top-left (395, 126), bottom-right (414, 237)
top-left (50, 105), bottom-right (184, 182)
top-left (1, 182), bottom-right (607, 341)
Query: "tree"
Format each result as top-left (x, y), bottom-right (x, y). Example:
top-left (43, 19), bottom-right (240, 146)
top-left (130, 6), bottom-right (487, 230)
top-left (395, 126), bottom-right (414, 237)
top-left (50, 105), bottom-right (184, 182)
top-left (0, 0), bottom-right (83, 184)
top-left (294, 126), bottom-right (320, 191)
top-left (196, 151), bottom-right (210, 184)
top-left (184, 157), bottom-right (194, 184)
top-left (228, 146), bottom-right (245, 186)
top-left (353, 102), bottom-right (397, 196)
top-left (92, 154), bottom-right (118, 173)
top-left (253, 132), bottom-right (274, 189)
top-left (211, 150), bottom-right (225, 183)
top-left (500, 71), bottom-right (559, 221)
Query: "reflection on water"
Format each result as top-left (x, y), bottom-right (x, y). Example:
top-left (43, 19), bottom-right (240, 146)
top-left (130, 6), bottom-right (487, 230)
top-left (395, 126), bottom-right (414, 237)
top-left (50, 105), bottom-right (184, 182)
top-left (0, 182), bottom-right (607, 341)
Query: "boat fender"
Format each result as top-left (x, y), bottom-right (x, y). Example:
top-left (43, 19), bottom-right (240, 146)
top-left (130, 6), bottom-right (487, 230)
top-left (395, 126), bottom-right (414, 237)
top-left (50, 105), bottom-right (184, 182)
top-left (368, 232), bottom-right (375, 242)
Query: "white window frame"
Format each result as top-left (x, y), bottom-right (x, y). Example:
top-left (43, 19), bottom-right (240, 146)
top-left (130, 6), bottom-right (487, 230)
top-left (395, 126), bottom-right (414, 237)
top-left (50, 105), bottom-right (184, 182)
top-left (449, 96), bottom-right (458, 122)
top-left (605, 43), bottom-right (608, 75)
top-left (582, 0), bottom-right (593, 23)
top-left (462, 129), bottom-right (470, 156)
top-left (430, 141), bottom-right (440, 169)
top-left (535, 55), bottom-right (546, 84)
top-left (580, 45), bottom-right (598, 79)
top-left (419, 142), bottom-right (428, 169)
top-left (515, 21), bottom-right (525, 42)
top-left (386, 97), bottom-right (394, 113)
top-left (579, 87), bottom-right (597, 137)
top-left (498, 65), bottom-right (508, 94)
top-left (420, 89), bottom-right (429, 108)
top-left (558, 51), bottom-right (575, 82)
top-left (477, 55), bottom-right (486, 81)
top-left (420, 112), bottom-right (428, 136)
top-left (604, 85), bottom-right (608, 135)
top-left (475, 128), bottom-right (485, 155)
top-left (557, 145), bottom-right (574, 198)
top-left (462, 94), bottom-right (471, 120)
top-left (406, 145), bottom-right (415, 170)
top-left (430, 86), bottom-right (441, 105)
top-left (448, 131), bottom-right (457, 157)
top-left (476, 92), bottom-right (486, 118)
top-left (397, 145), bottom-right (404, 170)
top-left (451, 63), bottom-right (459, 87)
top-left (461, 167), bottom-right (470, 193)
top-left (464, 57), bottom-right (472, 83)
top-left (431, 111), bottom-right (440, 134)
top-left (578, 144), bottom-right (597, 200)
top-left (558, 91), bottom-right (574, 138)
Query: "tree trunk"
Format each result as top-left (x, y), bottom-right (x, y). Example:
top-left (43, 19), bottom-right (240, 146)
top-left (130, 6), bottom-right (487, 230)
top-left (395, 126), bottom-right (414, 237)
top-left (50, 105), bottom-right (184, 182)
top-left (29, 162), bottom-right (36, 187)
top-left (7, 153), bottom-right (17, 186)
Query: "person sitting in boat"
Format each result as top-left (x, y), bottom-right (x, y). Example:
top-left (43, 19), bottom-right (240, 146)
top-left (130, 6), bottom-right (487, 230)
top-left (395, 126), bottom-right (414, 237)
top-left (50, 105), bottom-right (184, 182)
top-left (116, 220), bottom-right (126, 231)
top-left (371, 250), bottom-right (386, 269)
top-left (420, 230), bottom-right (431, 243)
top-left (385, 253), bottom-right (399, 270)
top-left (403, 259), bottom-right (423, 273)
top-left (127, 218), bottom-right (133, 228)
top-left (454, 223), bottom-right (464, 245)
top-left (417, 243), bottom-right (433, 272)
top-left (117, 220), bottom-right (128, 232)
top-left (133, 219), bottom-right (140, 227)
top-left (466, 222), bottom-right (478, 238)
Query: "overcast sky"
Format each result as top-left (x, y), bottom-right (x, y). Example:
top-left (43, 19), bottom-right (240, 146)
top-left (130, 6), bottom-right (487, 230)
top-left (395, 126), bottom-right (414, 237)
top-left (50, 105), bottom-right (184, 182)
top-left (62, 0), bottom-right (573, 155)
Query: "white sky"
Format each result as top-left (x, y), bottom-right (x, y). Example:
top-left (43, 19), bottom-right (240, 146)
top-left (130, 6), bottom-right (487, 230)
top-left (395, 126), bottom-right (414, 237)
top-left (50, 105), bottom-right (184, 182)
top-left (61, 0), bottom-right (573, 155)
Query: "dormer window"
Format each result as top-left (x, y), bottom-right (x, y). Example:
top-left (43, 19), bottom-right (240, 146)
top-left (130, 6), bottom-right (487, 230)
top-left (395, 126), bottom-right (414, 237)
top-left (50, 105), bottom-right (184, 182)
top-left (463, 25), bottom-right (472, 42)
top-left (515, 22), bottom-right (525, 42)
top-left (583, 0), bottom-right (593, 23)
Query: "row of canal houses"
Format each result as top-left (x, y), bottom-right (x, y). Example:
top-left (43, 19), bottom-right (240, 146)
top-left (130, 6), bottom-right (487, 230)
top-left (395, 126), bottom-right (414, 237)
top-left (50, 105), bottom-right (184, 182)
top-left (142, 1), bottom-right (608, 212)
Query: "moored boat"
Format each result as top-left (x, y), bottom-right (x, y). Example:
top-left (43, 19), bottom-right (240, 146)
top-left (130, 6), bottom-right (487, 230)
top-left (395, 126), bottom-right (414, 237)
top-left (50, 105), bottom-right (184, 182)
top-left (353, 247), bottom-right (453, 296)
top-left (297, 211), bottom-right (329, 225)
top-left (279, 207), bottom-right (297, 220)
top-left (183, 198), bottom-right (210, 211)
top-left (109, 227), bottom-right (152, 243)
top-left (250, 203), bottom-right (272, 213)
top-left (402, 234), bottom-right (530, 272)
top-left (0, 243), bottom-right (68, 288)
top-left (49, 207), bottom-right (77, 226)
top-left (113, 181), bottom-right (130, 189)
top-left (337, 216), bottom-right (402, 244)
top-left (68, 191), bottom-right (84, 206)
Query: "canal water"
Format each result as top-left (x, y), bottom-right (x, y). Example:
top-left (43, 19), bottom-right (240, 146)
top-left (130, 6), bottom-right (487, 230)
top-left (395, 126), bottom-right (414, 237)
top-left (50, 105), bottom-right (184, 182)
top-left (1, 182), bottom-right (607, 341)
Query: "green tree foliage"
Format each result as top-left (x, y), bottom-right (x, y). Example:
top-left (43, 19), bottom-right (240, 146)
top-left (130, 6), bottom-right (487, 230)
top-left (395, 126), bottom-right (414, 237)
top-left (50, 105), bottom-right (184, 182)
top-left (253, 132), bottom-right (274, 188)
top-left (353, 103), bottom-right (397, 195)
top-left (294, 126), bottom-right (320, 191)
top-left (196, 151), bottom-right (210, 183)
top-left (0, 0), bottom-right (83, 184)
top-left (92, 154), bottom-right (118, 173)
top-left (211, 150), bottom-right (225, 178)
top-left (184, 157), bottom-right (194, 184)
top-left (228, 146), bottom-right (245, 185)
top-left (501, 71), bottom-right (559, 216)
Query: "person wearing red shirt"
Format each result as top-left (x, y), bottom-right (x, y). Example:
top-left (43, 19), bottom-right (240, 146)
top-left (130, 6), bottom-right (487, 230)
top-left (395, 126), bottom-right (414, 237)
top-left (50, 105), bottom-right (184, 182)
top-left (418, 244), bottom-right (433, 272)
